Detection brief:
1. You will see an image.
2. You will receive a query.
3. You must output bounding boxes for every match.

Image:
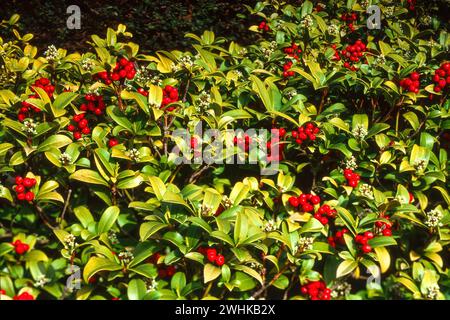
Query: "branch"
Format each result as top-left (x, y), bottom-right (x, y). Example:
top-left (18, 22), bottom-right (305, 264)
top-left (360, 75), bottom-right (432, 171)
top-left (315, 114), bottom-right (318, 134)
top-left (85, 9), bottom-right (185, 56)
top-left (35, 204), bottom-right (57, 230)
top-left (59, 189), bottom-right (72, 227)
top-left (188, 164), bottom-right (213, 184)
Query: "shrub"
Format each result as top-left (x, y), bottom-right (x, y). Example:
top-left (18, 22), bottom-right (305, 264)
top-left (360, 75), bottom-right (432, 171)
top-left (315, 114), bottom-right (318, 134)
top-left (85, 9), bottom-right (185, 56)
top-left (0, 0), bottom-right (449, 300)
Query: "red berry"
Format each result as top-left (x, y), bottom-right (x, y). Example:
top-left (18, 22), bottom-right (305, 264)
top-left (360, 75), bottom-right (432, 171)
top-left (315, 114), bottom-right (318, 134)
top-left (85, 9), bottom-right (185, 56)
top-left (25, 191), bottom-right (34, 202)
top-left (23, 178), bottom-right (33, 188)
top-left (361, 244), bottom-right (372, 253)
top-left (15, 185), bottom-right (25, 193)
top-left (74, 132), bottom-right (82, 140)
top-left (67, 124), bottom-right (76, 132)
top-left (289, 196), bottom-right (299, 207)
top-left (206, 248), bottom-right (217, 263)
top-left (215, 254), bottom-right (225, 266)
top-left (15, 176), bottom-right (23, 185)
top-left (17, 193), bottom-right (26, 201)
top-left (410, 72), bottom-right (420, 81)
top-left (310, 195), bottom-right (320, 205)
top-left (348, 179), bottom-right (358, 188)
top-left (78, 119), bottom-right (88, 129)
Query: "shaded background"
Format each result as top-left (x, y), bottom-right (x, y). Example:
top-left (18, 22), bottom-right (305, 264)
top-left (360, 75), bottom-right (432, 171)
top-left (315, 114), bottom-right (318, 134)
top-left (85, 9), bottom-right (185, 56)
top-left (0, 0), bottom-right (267, 52)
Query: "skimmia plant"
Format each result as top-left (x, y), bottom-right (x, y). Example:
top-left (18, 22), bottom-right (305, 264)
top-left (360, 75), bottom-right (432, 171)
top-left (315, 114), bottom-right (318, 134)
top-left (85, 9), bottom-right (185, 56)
top-left (0, 0), bottom-right (449, 300)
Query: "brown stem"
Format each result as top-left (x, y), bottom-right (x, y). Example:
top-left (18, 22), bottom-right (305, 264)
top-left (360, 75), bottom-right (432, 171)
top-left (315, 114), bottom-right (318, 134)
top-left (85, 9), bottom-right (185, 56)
top-left (188, 164), bottom-right (213, 184)
top-left (251, 264), bottom-right (290, 299)
top-left (59, 189), bottom-right (72, 227)
top-left (318, 88), bottom-right (329, 114)
top-left (35, 204), bottom-right (56, 230)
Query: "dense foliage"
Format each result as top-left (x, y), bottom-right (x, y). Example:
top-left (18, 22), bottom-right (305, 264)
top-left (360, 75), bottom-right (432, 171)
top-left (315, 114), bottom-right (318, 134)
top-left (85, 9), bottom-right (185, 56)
top-left (0, 0), bottom-right (449, 300)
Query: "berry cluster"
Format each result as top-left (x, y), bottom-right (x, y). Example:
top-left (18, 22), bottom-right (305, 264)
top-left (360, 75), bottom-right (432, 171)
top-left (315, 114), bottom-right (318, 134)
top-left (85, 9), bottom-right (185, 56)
top-left (14, 176), bottom-right (36, 202)
top-left (258, 21), bottom-right (270, 32)
top-left (300, 281), bottom-right (331, 300)
top-left (234, 133), bottom-right (252, 152)
top-left (290, 123), bottom-right (319, 144)
top-left (282, 60), bottom-right (295, 78)
top-left (288, 193), bottom-right (321, 213)
top-left (406, 0), bottom-right (416, 10)
top-left (161, 85), bottom-right (179, 111)
top-left (18, 78), bottom-right (54, 122)
top-left (198, 247), bottom-right (225, 266)
top-left (340, 40), bottom-right (367, 71)
top-left (147, 253), bottom-right (176, 278)
top-left (94, 57), bottom-right (136, 84)
top-left (313, 204), bottom-right (337, 225)
top-left (432, 63), bottom-right (450, 93)
top-left (340, 12), bottom-right (358, 32)
top-left (331, 44), bottom-right (341, 62)
top-left (375, 216), bottom-right (393, 236)
top-left (343, 168), bottom-right (360, 188)
top-left (355, 231), bottom-right (374, 253)
top-left (399, 72), bottom-right (421, 93)
top-left (12, 239), bottom-right (30, 255)
top-left (266, 129), bottom-right (286, 162)
top-left (328, 228), bottom-right (349, 247)
top-left (13, 292), bottom-right (35, 300)
top-left (67, 113), bottom-right (90, 140)
top-left (283, 43), bottom-right (302, 61)
top-left (80, 94), bottom-right (106, 116)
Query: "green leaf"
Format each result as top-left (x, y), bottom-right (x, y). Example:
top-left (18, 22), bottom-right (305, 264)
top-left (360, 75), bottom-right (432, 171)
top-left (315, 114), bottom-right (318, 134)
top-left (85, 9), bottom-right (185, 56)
top-left (204, 263), bottom-right (221, 283)
top-left (336, 259), bottom-right (358, 278)
top-left (127, 279), bottom-right (147, 300)
top-left (97, 206), bottom-right (120, 234)
top-left (70, 169), bottom-right (110, 187)
top-left (83, 257), bottom-right (122, 283)
top-left (38, 135), bottom-right (72, 152)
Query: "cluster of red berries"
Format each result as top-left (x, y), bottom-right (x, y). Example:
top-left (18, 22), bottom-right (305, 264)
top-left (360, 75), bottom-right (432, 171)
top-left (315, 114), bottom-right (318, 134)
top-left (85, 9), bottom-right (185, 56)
top-left (67, 113), bottom-right (90, 140)
top-left (328, 228), bottom-right (349, 247)
top-left (290, 123), bottom-right (319, 144)
top-left (355, 231), bottom-right (374, 253)
top-left (399, 72), bottom-right (421, 93)
top-left (375, 216), bottom-right (393, 236)
top-left (283, 43), bottom-right (302, 61)
top-left (313, 204), bottom-right (337, 225)
top-left (198, 247), bottom-right (225, 266)
top-left (432, 63), bottom-right (450, 93)
top-left (94, 57), bottom-right (136, 84)
top-left (137, 87), bottom-right (149, 97)
top-left (282, 60), bottom-right (295, 78)
top-left (288, 193), bottom-right (321, 213)
top-left (343, 169), bottom-right (360, 188)
top-left (340, 12), bottom-right (358, 32)
top-left (406, 0), bottom-right (416, 10)
top-left (300, 281), bottom-right (331, 300)
top-left (108, 137), bottom-right (119, 148)
top-left (331, 44), bottom-right (341, 62)
top-left (18, 78), bottom-right (54, 122)
top-left (12, 239), bottom-right (30, 255)
top-left (161, 85), bottom-right (179, 111)
top-left (234, 133), bottom-right (252, 152)
top-left (79, 94), bottom-right (106, 116)
top-left (340, 40), bottom-right (367, 70)
top-left (14, 176), bottom-right (36, 202)
top-left (147, 253), bottom-right (176, 278)
top-left (266, 129), bottom-right (286, 162)
top-left (258, 21), bottom-right (270, 32)
top-left (13, 292), bottom-right (35, 300)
